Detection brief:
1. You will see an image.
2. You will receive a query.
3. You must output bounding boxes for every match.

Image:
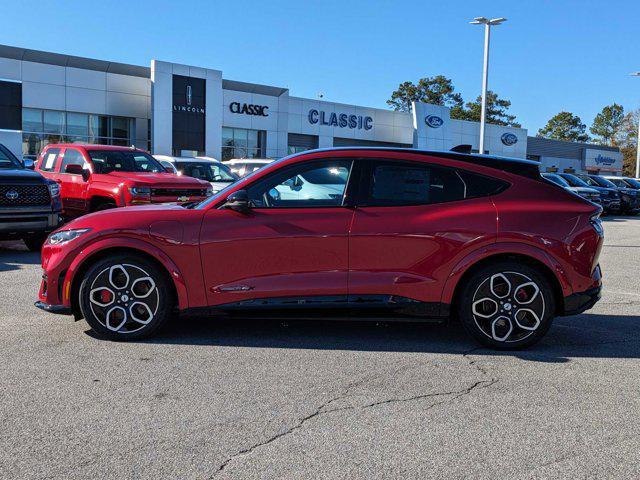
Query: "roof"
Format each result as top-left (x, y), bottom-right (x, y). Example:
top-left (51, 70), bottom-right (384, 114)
top-left (44, 144), bottom-right (146, 152)
top-left (0, 44), bottom-right (150, 78)
top-left (292, 147), bottom-right (543, 180)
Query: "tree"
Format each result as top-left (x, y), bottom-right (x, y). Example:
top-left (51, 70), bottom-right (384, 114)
top-left (613, 109), bottom-right (639, 176)
top-left (537, 112), bottom-right (590, 142)
top-left (590, 103), bottom-right (625, 146)
top-left (387, 75), bottom-right (464, 112)
top-left (453, 90), bottom-right (521, 127)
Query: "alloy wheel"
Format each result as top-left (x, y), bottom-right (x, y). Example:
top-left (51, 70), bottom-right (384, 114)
top-left (88, 264), bottom-right (159, 334)
top-left (471, 271), bottom-right (545, 343)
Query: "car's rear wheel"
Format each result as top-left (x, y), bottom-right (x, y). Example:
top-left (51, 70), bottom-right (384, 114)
top-left (457, 261), bottom-right (556, 350)
top-left (79, 254), bottom-right (173, 340)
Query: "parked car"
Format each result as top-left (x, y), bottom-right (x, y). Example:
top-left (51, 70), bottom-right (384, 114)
top-left (36, 148), bottom-right (603, 349)
top-left (154, 155), bottom-right (238, 194)
top-left (223, 159), bottom-right (273, 177)
top-left (601, 175), bottom-right (640, 214)
top-left (541, 173), bottom-right (601, 205)
top-left (0, 143), bottom-right (62, 251)
top-left (571, 173), bottom-right (621, 213)
top-left (35, 145), bottom-right (213, 219)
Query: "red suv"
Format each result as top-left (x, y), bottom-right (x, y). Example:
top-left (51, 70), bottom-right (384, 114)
top-left (35, 144), bottom-right (212, 218)
top-left (35, 148), bottom-right (603, 349)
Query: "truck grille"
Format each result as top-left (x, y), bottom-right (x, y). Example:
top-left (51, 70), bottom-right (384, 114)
top-left (150, 188), bottom-right (207, 198)
top-left (0, 184), bottom-right (50, 207)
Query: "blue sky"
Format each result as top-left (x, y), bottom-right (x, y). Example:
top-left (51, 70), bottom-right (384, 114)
top-left (1, 0), bottom-right (639, 133)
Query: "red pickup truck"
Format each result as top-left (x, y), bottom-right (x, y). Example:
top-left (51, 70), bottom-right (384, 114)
top-left (36, 144), bottom-right (212, 218)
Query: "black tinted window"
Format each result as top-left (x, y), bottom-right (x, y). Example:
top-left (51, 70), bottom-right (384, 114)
top-left (0, 144), bottom-right (20, 168)
top-left (364, 161), bottom-right (506, 206)
top-left (60, 149), bottom-right (86, 172)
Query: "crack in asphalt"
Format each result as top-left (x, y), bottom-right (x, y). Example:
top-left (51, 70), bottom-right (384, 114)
top-left (212, 352), bottom-right (498, 477)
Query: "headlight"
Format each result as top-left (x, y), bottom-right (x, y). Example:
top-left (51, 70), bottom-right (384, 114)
top-left (46, 228), bottom-right (91, 246)
top-left (129, 186), bottom-right (151, 196)
top-left (48, 182), bottom-right (60, 198)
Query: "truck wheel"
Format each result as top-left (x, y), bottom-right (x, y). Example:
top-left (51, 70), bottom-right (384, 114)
top-left (78, 253), bottom-right (174, 340)
top-left (23, 235), bottom-right (47, 252)
top-left (457, 261), bottom-right (556, 350)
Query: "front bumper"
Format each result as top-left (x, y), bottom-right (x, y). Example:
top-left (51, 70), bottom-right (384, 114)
top-left (563, 286), bottom-right (602, 316)
top-left (0, 208), bottom-right (61, 238)
top-left (34, 301), bottom-right (72, 315)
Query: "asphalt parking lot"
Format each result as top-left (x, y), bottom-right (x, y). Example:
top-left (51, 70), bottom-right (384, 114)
top-left (1, 216), bottom-right (639, 479)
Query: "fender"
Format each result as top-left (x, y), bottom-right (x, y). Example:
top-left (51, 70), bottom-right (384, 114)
top-left (62, 236), bottom-right (189, 310)
top-left (86, 181), bottom-right (126, 207)
top-left (440, 241), bottom-right (572, 305)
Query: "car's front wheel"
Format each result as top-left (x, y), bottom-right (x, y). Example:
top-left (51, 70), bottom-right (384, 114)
top-left (79, 253), bottom-right (173, 340)
top-left (457, 261), bottom-right (556, 350)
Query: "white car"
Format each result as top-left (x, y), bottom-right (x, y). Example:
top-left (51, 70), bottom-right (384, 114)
top-left (223, 158), bottom-right (273, 177)
top-left (274, 167), bottom-right (348, 202)
top-left (154, 155), bottom-right (238, 194)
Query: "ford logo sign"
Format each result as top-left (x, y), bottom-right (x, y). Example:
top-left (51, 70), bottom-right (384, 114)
top-left (5, 190), bottom-right (19, 200)
top-left (501, 133), bottom-right (518, 146)
top-left (425, 115), bottom-right (444, 128)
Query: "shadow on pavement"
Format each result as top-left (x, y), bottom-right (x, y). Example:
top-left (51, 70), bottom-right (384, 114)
top-left (96, 311), bottom-right (640, 364)
top-left (0, 241), bottom-right (40, 272)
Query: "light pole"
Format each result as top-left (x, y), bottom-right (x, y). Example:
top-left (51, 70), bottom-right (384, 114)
top-left (470, 17), bottom-right (507, 155)
top-left (632, 72), bottom-right (640, 178)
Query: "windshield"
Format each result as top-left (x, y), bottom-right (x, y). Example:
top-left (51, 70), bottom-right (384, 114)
top-left (589, 175), bottom-right (617, 188)
top-left (575, 175), bottom-right (600, 187)
top-left (623, 178), bottom-right (640, 189)
top-left (607, 177), bottom-right (629, 188)
top-left (178, 161), bottom-right (237, 183)
top-left (88, 150), bottom-right (165, 174)
top-left (543, 173), bottom-right (569, 187)
top-left (0, 144), bottom-right (21, 168)
top-left (560, 173), bottom-right (589, 187)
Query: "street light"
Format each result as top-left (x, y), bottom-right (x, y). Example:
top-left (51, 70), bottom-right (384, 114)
top-left (470, 16), bottom-right (507, 155)
top-left (631, 72), bottom-right (640, 178)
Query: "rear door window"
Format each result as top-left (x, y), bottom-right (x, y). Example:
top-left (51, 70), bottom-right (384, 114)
top-left (40, 148), bottom-right (61, 172)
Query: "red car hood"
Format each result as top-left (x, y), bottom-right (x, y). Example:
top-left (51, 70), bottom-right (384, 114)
top-left (107, 171), bottom-right (208, 188)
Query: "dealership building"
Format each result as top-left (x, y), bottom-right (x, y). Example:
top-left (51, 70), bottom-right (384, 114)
top-left (0, 44), bottom-right (623, 174)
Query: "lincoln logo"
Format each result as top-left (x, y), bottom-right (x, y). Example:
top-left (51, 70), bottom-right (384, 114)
top-left (5, 190), bottom-right (18, 200)
top-left (425, 115), bottom-right (444, 128)
top-left (186, 85), bottom-right (192, 106)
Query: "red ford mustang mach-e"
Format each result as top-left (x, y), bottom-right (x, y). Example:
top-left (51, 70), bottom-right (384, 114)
top-left (35, 148), bottom-right (603, 349)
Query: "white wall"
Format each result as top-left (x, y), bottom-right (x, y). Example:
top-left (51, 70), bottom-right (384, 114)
top-left (0, 130), bottom-right (22, 159)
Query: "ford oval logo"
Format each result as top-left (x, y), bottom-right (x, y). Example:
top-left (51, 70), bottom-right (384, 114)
top-left (425, 115), bottom-right (444, 128)
top-left (5, 190), bottom-right (19, 200)
top-left (501, 133), bottom-right (518, 146)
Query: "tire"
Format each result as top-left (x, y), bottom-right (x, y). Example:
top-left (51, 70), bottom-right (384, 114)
top-left (457, 261), bottom-right (556, 350)
top-left (78, 253), bottom-right (174, 340)
top-left (23, 235), bottom-right (47, 252)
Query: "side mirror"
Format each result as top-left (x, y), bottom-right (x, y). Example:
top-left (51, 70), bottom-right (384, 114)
top-left (65, 163), bottom-right (91, 181)
top-left (23, 159), bottom-right (35, 170)
top-left (223, 189), bottom-right (251, 213)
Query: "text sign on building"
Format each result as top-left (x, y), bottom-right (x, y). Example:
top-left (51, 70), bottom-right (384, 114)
top-left (584, 148), bottom-right (623, 172)
top-left (308, 109), bottom-right (373, 130)
top-left (172, 75), bottom-right (206, 154)
top-left (229, 102), bottom-right (269, 117)
top-left (0, 80), bottom-right (22, 131)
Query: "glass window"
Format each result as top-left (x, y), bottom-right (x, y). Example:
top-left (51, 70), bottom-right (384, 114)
top-left (111, 117), bottom-right (130, 139)
top-left (177, 161), bottom-right (237, 182)
top-left (66, 112), bottom-right (89, 136)
top-left (221, 127), bottom-right (265, 160)
top-left (39, 148), bottom-right (61, 172)
top-left (288, 145), bottom-right (309, 155)
top-left (0, 144), bottom-right (20, 168)
top-left (60, 148), bottom-right (87, 173)
top-left (365, 161), bottom-right (473, 206)
top-left (88, 150), bottom-right (164, 174)
top-left (43, 111), bottom-right (65, 134)
top-left (22, 108), bottom-right (43, 132)
top-left (22, 133), bottom-right (42, 159)
top-left (247, 160), bottom-right (352, 208)
top-left (89, 115), bottom-right (110, 139)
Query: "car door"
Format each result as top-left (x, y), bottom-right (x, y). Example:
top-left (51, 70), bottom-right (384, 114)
top-left (348, 158), bottom-right (499, 315)
top-left (199, 158), bottom-right (355, 310)
top-left (57, 147), bottom-right (90, 216)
